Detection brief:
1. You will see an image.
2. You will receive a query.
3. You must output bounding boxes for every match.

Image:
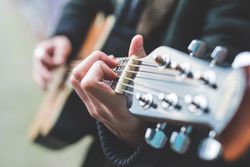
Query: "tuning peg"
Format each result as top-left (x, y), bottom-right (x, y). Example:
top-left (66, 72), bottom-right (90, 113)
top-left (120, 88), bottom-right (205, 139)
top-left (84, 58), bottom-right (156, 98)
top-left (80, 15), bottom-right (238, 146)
top-left (170, 126), bottom-right (192, 154)
top-left (188, 40), bottom-right (207, 57)
top-left (153, 54), bottom-right (171, 68)
top-left (194, 70), bottom-right (217, 89)
top-left (136, 93), bottom-right (157, 109)
top-left (184, 95), bottom-right (209, 115)
top-left (145, 123), bottom-right (168, 149)
top-left (210, 46), bottom-right (228, 67)
top-left (158, 93), bottom-right (181, 110)
top-left (198, 131), bottom-right (222, 161)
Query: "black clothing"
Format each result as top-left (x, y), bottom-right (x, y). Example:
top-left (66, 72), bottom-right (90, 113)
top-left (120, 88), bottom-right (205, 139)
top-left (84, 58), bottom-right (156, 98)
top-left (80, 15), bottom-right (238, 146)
top-left (52, 0), bottom-right (250, 166)
top-left (54, 0), bottom-right (250, 64)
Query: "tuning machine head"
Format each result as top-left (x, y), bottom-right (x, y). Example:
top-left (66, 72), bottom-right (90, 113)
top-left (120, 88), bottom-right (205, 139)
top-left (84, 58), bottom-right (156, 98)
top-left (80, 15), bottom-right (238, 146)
top-left (170, 126), bottom-right (192, 154)
top-left (153, 54), bottom-right (171, 68)
top-left (198, 131), bottom-right (222, 161)
top-left (145, 123), bottom-right (168, 149)
top-left (184, 95), bottom-right (209, 115)
top-left (188, 40), bottom-right (207, 57)
top-left (158, 93), bottom-right (181, 110)
top-left (136, 93), bottom-right (157, 109)
top-left (210, 46), bottom-right (228, 67)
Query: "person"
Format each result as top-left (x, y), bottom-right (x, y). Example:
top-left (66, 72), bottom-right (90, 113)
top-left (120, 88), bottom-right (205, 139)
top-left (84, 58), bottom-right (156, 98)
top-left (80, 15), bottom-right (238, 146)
top-left (71, 35), bottom-right (250, 167)
top-left (32, 0), bottom-right (250, 166)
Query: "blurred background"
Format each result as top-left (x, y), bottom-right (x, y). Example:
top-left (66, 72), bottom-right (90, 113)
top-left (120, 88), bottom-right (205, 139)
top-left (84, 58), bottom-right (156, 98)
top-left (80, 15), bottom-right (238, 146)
top-left (0, 0), bottom-right (93, 166)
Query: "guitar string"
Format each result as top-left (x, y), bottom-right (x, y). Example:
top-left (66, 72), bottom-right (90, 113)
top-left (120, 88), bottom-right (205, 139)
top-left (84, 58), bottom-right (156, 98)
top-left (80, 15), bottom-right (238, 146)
top-left (110, 80), bottom-right (187, 101)
top-left (109, 57), bottom-right (201, 97)
top-left (113, 77), bottom-right (171, 96)
top-left (113, 65), bottom-right (200, 87)
top-left (69, 57), bottom-right (201, 88)
top-left (114, 74), bottom-right (197, 87)
top-left (115, 57), bottom-right (203, 87)
top-left (69, 57), bottom-right (158, 71)
top-left (117, 62), bottom-right (158, 68)
top-left (111, 81), bottom-right (150, 96)
top-left (115, 68), bottom-right (176, 77)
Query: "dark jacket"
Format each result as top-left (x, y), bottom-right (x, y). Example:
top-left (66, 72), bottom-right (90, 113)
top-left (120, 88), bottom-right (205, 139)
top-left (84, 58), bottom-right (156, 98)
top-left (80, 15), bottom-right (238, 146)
top-left (53, 0), bottom-right (250, 166)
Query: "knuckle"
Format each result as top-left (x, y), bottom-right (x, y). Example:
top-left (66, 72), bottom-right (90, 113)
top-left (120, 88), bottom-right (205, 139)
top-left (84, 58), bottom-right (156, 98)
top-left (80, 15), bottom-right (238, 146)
top-left (72, 69), bottom-right (82, 81)
top-left (89, 110), bottom-right (99, 119)
top-left (92, 50), bottom-right (104, 55)
top-left (91, 50), bottom-right (105, 58)
top-left (69, 75), bottom-right (78, 87)
top-left (94, 60), bottom-right (104, 68)
top-left (80, 78), bottom-right (92, 91)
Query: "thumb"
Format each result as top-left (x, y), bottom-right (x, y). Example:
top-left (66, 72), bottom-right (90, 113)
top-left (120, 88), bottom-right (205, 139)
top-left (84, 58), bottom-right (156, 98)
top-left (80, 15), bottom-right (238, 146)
top-left (129, 35), bottom-right (146, 58)
top-left (232, 52), bottom-right (250, 69)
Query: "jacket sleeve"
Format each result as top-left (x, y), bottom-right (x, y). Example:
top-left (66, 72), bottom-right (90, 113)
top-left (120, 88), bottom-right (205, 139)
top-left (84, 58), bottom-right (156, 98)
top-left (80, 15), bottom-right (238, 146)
top-left (201, 0), bottom-right (250, 64)
top-left (52, 0), bottom-right (115, 60)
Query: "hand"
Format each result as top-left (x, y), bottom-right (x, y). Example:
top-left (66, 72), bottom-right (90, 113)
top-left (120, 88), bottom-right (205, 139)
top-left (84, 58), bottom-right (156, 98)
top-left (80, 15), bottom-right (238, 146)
top-left (33, 35), bottom-right (72, 90)
top-left (70, 35), bottom-right (148, 146)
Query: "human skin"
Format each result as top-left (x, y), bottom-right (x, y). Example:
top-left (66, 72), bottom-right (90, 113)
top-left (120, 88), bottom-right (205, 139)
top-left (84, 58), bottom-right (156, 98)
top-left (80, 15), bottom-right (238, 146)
top-left (70, 35), bottom-right (148, 146)
top-left (33, 35), bottom-right (72, 90)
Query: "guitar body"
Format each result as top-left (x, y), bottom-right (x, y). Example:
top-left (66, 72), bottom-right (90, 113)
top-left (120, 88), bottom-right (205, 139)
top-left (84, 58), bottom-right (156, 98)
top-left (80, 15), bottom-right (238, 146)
top-left (28, 13), bottom-right (115, 149)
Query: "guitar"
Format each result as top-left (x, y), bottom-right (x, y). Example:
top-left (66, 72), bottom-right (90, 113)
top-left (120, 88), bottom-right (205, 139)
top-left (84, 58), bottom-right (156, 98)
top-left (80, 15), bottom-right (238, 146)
top-left (111, 40), bottom-right (250, 161)
top-left (28, 13), bottom-right (116, 149)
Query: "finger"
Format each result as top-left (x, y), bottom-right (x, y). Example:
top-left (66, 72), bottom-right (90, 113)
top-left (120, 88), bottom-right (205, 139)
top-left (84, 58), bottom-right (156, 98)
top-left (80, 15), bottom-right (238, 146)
top-left (81, 60), bottom-right (117, 91)
top-left (70, 75), bottom-right (90, 103)
top-left (71, 74), bottom-right (112, 122)
top-left (71, 75), bottom-right (99, 115)
top-left (33, 61), bottom-right (52, 89)
top-left (108, 55), bottom-right (115, 59)
top-left (37, 61), bottom-right (52, 81)
top-left (34, 47), bottom-right (54, 67)
top-left (128, 35), bottom-right (146, 58)
top-left (72, 51), bottom-right (118, 82)
top-left (232, 52), bottom-right (250, 69)
top-left (53, 37), bottom-right (72, 65)
top-left (86, 94), bottom-right (113, 121)
top-left (80, 61), bottom-right (121, 107)
top-left (33, 70), bottom-right (46, 90)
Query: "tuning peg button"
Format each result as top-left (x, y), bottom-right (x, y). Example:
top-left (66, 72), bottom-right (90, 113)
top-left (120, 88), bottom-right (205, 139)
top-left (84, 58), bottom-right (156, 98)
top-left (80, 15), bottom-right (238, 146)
top-left (136, 93), bottom-right (157, 109)
top-left (170, 126), bottom-right (192, 154)
top-left (145, 123), bottom-right (167, 149)
top-left (158, 93), bottom-right (181, 110)
top-left (210, 46), bottom-right (228, 67)
top-left (188, 40), bottom-right (207, 57)
top-left (194, 71), bottom-right (217, 89)
top-left (185, 95), bottom-right (209, 115)
top-left (198, 131), bottom-right (222, 161)
top-left (153, 54), bottom-right (171, 68)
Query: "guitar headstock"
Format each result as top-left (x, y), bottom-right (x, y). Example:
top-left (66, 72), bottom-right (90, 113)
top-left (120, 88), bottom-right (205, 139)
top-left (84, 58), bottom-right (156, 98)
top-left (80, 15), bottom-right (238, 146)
top-left (114, 40), bottom-right (247, 160)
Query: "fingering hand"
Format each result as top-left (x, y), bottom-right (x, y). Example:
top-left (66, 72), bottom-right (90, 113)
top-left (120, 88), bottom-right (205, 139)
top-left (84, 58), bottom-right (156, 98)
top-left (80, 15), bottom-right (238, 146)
top-left (70, 35), bottom-right (148, 146)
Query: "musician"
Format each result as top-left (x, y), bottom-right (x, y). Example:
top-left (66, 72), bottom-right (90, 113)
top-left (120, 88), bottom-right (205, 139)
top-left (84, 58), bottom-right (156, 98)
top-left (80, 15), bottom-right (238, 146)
top-left (71, 35), bottom-right (250, 167)
top-left (32, 0), bottom-right (250, 166)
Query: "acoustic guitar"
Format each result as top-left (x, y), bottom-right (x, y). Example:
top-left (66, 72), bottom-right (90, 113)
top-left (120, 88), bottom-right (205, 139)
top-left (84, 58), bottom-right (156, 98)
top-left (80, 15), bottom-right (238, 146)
top-left (110, 40), bottom-right (250, 161)
top-left (28, 13), bottom-right (115, 149)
